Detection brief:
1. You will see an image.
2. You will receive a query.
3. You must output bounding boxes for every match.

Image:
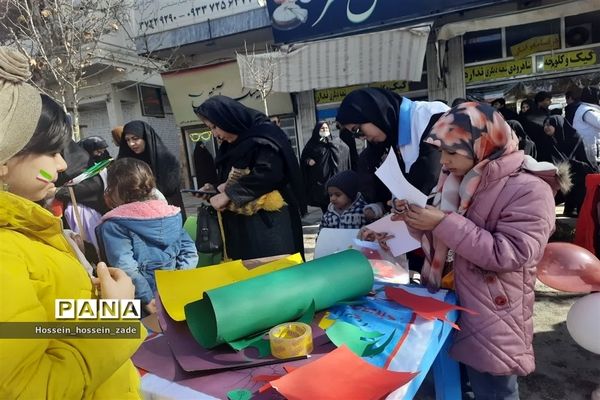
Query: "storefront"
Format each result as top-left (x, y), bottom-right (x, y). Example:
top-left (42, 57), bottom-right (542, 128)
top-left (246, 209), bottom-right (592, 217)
top-left (161, 61), bottom-right (296, 188)
top-left (461, 9), bottom-right (600, 111)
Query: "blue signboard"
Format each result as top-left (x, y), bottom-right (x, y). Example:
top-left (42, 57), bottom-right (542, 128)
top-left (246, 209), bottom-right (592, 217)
top-left (267, 0), bottom-right (509, 44)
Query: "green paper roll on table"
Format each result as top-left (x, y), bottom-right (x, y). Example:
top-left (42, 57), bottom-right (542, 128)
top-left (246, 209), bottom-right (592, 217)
top-left (185, 250), bottom-right (374, 348)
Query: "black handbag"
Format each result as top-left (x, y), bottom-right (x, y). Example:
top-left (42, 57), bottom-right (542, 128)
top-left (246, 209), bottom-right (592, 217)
top-left (195, 204), bottom-right (223, 253)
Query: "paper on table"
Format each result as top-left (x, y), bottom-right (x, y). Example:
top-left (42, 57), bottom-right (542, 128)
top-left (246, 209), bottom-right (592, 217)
top-left (365, 215), bottom-right (421, 257)
top-left (156, 254), bottom-right (303, 321)
top-left (269, 345), bottom-right (417, 400)
top-left (314, 228), bottom-right (360, 259)
top-left (374, 151), bottom-right (427, 207)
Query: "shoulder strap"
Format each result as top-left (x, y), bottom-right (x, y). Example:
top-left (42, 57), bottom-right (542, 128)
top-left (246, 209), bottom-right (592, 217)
top-left (568, 137), bottom-right (583, 161)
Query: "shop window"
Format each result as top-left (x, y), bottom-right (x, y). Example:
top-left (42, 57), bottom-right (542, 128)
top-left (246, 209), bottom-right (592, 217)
top-left (565, 11), bottom-right (600, 47)
top-left (505, 20), bottom-right (560, 57)
top-left (463, 29), bottom-right (503, 64)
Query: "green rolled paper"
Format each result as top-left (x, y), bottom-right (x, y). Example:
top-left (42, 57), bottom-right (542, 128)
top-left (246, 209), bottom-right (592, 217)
top-left (185, 249), bottom-right (374, 349)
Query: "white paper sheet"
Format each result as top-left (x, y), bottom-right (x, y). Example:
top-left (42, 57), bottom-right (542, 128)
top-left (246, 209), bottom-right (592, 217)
top-left (374, 151), bottom-right (428, 207)
top-left (314, 228), bottom-right (360, 259)
top-left (365, 215), bottom-right (421, 257)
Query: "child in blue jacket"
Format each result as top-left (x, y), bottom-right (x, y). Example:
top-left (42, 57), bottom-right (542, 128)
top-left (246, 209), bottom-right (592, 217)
top-left (97, 158), bottom-right (198, 313)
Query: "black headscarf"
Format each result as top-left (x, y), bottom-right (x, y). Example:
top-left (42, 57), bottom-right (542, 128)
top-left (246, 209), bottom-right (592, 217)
top-left (300, 121), bottom-right (350, 207)
top-left (581, 86), bottom-right (600, 106)
top-left (118, 121), bottom-right (180, 198)
top-left (506, 120), bottom-right (537, 159)
top-left (194, 95), bottom-right (306, 213)
top-left (336, 87), bottom-right (402, 149)
top-left (80, 136), bottom-right (110, 162)
top-left (336, 88), bottom-right (404, 181)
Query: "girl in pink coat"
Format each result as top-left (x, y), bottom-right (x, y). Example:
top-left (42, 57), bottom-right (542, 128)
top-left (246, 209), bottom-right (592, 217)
top-left (392, 103), bottom-right (570, 399)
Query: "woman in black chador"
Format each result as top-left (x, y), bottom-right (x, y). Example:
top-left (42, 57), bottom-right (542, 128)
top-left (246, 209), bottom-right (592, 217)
top-left (194, 96), bottom-right (306, 260)
top-left (300, 121), bottom-right (350, 212)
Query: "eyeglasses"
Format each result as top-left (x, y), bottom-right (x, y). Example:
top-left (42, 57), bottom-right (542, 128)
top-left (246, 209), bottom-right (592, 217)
top-left (189, 131), bottom-right (212, 142)
top-left (351, 126), bottom-right (365, 139)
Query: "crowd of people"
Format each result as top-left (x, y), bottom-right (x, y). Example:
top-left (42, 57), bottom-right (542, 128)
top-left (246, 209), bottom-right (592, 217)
top-left (1, 42), bottom-right (599, 399)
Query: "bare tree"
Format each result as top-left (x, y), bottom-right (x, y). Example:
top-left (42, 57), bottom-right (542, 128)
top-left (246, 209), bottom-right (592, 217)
top-left (0, 0), bottom-right (165, 140)
top-left (236, 42), bottom-right (280, 116)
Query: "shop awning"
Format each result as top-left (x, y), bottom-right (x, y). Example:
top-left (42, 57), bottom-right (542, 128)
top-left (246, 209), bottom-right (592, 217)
top-left (237, 25), bottom-right (431, 93)
top-left (437, 0), bottom-right (600, 41)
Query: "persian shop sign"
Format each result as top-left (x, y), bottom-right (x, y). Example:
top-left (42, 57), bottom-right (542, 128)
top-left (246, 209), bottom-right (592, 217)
top-left (134, 0), bottom-right (263, 36)
top-left (267, 0), bottom-right (510, 44)
top-left (510, 34), bottom-right (560, 59)
top-left (315, 80), bottom-right (413, 105)
top-left (543, 48), bottom-right (598, 72)
top-left (465, 59), bottom-right (533, 84)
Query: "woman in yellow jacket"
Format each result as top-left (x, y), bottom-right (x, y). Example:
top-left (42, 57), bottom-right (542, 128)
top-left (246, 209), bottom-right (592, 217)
top-left (0, 47), bottom-right (145, 399)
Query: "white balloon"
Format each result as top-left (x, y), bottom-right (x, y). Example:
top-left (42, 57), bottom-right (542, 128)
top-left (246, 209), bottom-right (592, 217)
top-left (566, 292), bottom-right (600, 355)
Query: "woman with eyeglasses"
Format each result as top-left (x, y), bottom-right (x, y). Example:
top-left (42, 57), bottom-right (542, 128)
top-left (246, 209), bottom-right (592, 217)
top-left (336, 88), bottom-right (449, 217)
top-left (118, 120), bottom-right (186, 220)
top-left (300, 121), bottom-right (351, 212)
top-left (194, 95), bottom-right (306, 260)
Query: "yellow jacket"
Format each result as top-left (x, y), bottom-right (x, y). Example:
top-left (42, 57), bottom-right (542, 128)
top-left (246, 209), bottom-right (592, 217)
top-left (0, 192), bottom-right (145, 399)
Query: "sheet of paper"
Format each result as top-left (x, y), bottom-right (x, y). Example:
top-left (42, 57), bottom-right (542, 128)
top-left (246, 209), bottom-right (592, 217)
top-left (314, 228), bottom-right (360, 259)
top-left (269, 345), bottom-right (417, 400)
top-left (375, 151), bottom-right (427, 207)
top-left (156, 254), bottom-right (302, 321)
top-left (365, 215), bottom-right (421, 257)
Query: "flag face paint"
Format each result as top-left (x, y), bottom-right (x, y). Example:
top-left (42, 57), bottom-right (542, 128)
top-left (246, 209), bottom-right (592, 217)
top-left (37, 169), bottom-right (53, 183)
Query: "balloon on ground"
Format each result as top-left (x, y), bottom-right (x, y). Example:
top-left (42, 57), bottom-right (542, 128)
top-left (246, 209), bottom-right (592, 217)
top-left (566, 292), bottom-right (600, 355)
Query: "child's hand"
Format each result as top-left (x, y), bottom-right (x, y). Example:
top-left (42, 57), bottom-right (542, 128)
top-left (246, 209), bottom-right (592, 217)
top-left (390, 198), bottom-right (409, 221)
top-left (95, 262), bottom-right (135, 300)
top-left (404, 205), bottom-right (446, 231)
top-left (364, 208), bottom-right (376, 222)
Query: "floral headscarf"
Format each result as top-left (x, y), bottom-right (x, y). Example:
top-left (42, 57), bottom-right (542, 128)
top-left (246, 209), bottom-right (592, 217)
top-left (420, 102), bottom-right (520, 291)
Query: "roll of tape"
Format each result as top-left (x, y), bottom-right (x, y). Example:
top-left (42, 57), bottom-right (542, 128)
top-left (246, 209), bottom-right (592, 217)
top-left (269, 322), bottom-right (313, 359)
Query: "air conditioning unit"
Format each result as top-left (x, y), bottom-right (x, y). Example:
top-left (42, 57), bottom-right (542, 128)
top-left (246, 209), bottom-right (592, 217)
top-left (566, 23), bottom-right (593, 47)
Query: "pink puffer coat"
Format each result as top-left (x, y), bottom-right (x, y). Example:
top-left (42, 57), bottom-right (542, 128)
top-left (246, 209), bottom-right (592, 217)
top-left (432, 151), bottom-right (557, 376)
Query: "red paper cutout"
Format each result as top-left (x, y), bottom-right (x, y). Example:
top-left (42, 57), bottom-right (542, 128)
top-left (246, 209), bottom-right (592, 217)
top-left (269, 346), bottom-right (417, 400)
top-left (384, 286), bottom-right (477, 330)
top-left (252, 374), bottom-right (282, 382)
top-left (283, 365), bottom-right (298, 373)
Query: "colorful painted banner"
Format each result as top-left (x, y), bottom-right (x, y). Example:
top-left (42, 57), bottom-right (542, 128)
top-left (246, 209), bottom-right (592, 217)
top-left (510, 34), bottom-right (560, 59)
top-left (543, 48), bottom-right (598, 72)
top-left (465, 59), bottom-right (533, 83)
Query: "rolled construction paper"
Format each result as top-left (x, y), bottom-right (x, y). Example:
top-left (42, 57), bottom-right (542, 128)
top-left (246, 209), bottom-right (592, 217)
top-left (185, 249), bottom-right (374, 348)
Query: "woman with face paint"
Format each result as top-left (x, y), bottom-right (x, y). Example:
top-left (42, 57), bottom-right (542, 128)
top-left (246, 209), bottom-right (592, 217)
top-left (300, 121), bottom-right (351, 212)
top-left (0, 46), bottom-right (143, 399)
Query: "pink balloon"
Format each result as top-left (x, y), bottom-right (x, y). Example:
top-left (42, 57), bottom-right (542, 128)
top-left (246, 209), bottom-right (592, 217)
top-left (537, 242), bottom-right (600, 293)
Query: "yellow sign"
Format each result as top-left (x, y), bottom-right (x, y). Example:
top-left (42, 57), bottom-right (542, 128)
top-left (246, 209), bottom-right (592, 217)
top-left (511, 34), bottom-right (560, 59)
top-left (465, 59), bottom-right (532, 83)
top-left (161, 61), bottom-right (293, 127)
top-left (543, 49), bottom-right (598, 71)
top-left (315, 80), bottom-right (410, 104)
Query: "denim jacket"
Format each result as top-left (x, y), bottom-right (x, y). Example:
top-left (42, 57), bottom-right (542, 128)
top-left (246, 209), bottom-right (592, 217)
top-left (97, 200), bottom-right (198, 303)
